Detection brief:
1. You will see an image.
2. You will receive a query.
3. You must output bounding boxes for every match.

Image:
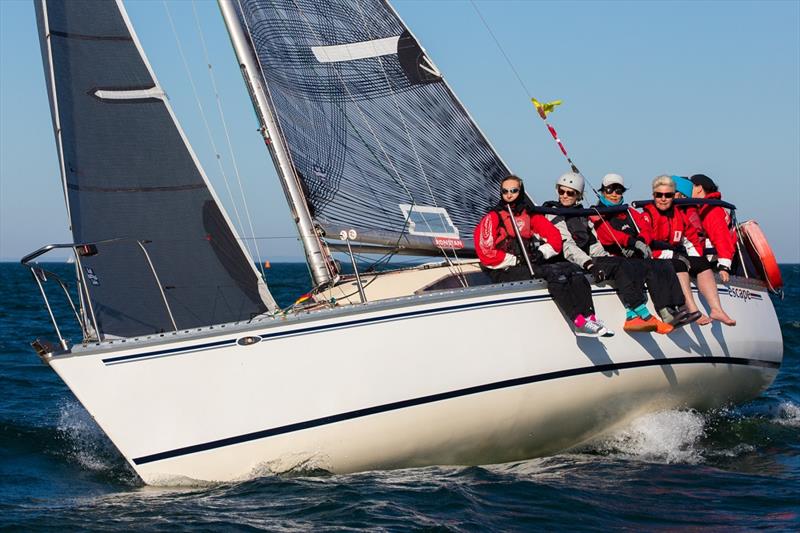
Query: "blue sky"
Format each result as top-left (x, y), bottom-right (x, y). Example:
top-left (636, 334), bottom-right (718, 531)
top-left (1, 0), bottom-right (798, 262)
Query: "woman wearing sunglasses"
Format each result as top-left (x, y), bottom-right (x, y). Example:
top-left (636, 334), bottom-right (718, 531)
top-left (475, 175), bottom-right (612, 337)
top-left (542, 173), bottom-right (655, 333)
top-left (642, 175), bottom-right (733, 326)
top-left (590, 174), bottom-right (696, 331)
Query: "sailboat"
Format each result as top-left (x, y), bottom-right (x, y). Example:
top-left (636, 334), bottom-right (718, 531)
top-left (24, 0), bottom-right (782, 485)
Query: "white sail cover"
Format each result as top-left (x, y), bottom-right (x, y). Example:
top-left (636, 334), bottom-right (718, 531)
top-left (231, 0), bottom-right (511, 252)
top-left (35, 0), bottom-right (276, 338)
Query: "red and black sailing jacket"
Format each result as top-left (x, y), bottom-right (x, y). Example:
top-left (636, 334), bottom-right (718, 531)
top-left (590, 206), bottom-right (652, 256)
top-left (475, 209), bottom-right (562, 267)
top-left (696, 191), bottom-right (737, 269)
top-left (642, 204), bottom-right (703, 258)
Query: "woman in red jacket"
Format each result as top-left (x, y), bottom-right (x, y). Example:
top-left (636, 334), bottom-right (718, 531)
top-left (690, 175), bottom-right (738, 281)
top-left (644, 175), bottom-right (734, 326)
top-left (475, 175), bottom-right (612, 337)
top-left (591, 173), bottom-right (693, 332)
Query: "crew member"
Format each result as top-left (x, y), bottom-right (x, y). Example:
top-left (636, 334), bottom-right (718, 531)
top-left (475, 175), bottom-right (612, 337)
top-left (542, 172), bottom-right (657, 333)
top-left (690, 174), bottom-right (738, 287)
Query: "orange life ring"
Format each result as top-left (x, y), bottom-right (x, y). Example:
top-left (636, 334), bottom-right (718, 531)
top-left (738, 220), bottom-right (783, 291)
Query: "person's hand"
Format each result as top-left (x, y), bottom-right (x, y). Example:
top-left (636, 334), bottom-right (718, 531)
top-left (633, 238), bottom-right (652, 259)
top-left (527, 248), bottom-right (545, 264)
top-left (585, 261), bottom-right (606, 282)
top-left (718, 264), bottom-right (731, 284)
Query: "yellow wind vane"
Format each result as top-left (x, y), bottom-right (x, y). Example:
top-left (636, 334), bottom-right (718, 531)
top-left (531, 98), bottom-right (562, 119)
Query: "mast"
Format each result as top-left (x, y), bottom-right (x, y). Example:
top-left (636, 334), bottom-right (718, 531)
top-left (217, 0), bottom-right (334, 287)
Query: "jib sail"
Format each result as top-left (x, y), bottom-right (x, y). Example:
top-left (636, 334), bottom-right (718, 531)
top-left (35, 0), bottom-right (276, 338)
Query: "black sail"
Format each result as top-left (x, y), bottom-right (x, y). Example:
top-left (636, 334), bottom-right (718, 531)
top-left (35, 0), bottom-right (276, 338)
top-left (231, 0), bottom-right (511, 252)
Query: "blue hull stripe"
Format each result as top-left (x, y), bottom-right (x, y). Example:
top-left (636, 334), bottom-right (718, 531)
top-left (131, 355), bottom-right (780, 465)
top-left (104, 288), bottom-right (617, 365)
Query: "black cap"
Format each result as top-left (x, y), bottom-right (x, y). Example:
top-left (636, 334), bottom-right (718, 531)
top-left (690, 174), bottom-right (718, 193)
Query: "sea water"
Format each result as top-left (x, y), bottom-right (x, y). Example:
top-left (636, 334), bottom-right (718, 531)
top-left (1, 263), bottom-right (798, 530)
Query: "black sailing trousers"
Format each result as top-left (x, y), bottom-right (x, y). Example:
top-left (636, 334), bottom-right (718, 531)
top-left (593, 256), bottom-right (648, 309)
top-left (639, 258), bottom-right (685, 310)
top-left (488, 261), bottom-right (594, 320)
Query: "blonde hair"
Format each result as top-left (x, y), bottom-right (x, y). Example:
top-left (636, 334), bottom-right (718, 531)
top-left (652, 174), bottom-right (675, 191)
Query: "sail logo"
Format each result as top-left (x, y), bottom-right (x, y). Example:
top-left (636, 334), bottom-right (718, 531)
top-left (84, 267), bottom-right (100, 286)
top-left (434, 237), bottom-right (464, 249)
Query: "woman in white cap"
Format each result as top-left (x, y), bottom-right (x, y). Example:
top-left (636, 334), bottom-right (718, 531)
top-left (591, 173), bottom-right (697, 332)
top-left (542, 172), bottom-right (655, 333)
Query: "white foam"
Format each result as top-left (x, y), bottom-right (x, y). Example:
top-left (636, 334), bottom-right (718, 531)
top-left (774, 401), bottom-right (800, 427)
top-left (587, 409), bottom-right (707, 464)
top-left (56, 400), bottom-right (122, 472)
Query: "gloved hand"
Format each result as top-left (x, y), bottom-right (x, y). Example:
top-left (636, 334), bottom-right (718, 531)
top-left (488, 253), bottom-right (517, 270)
top-left (621, 247), bottom-right (635, 258)
top-left (585, 260), bottom-right (606, 282)
top-left (633, 237), bottom-right (652, 259)
top-left (527, 248), bottom-right (545, 264)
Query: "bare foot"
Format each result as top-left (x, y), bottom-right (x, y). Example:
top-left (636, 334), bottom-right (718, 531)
top-left (696, 314), bottom-right (712, 326)
top-left (710, 309), bottom-right (736, 326)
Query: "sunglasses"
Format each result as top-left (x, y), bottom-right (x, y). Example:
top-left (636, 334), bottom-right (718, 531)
top-left (501, 187), bottom-right (520, 194)
top-left (603, 185), bottom-right (626, 195)
top-left (557, 187), bottom-right (577, 197)
top-left (653, 192), bottom-right (675, 199)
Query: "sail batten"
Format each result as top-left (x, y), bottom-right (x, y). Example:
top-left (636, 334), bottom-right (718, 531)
top-left (36, 0), bottom-right (277, 338)
top-left (228, 0), bottom-right (511, 256)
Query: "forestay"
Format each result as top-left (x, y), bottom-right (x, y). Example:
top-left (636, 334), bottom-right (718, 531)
top-left (35, 0), bottom-right (276, 338)
top-left (230, 0), bottom-right (510, 253)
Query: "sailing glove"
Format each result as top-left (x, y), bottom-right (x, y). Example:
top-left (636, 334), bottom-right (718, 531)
top-left (633, 238), bottom-right (652, 259)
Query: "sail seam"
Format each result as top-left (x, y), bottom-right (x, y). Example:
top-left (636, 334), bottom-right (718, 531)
top-left (66, 183), bottom-right (205, 193)
top-left (50, 30), bottom-right (132, 42)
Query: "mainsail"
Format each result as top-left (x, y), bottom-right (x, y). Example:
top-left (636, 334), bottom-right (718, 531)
top-left (35, 0), bottom-right (277, 338)
top-left (225, 0), bottom-right (511, 262)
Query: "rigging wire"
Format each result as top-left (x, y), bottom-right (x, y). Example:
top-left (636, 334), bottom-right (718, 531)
top-left (190, 0), bottom-right (267, 281)
top-left (161, 2), bottom-right (248, 248)
top-left (469, 0), bottom-right (630, 253)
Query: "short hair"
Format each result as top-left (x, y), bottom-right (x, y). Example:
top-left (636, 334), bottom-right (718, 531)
top-left (652, 174), bottom-right (675, 191)
top-left (502, 174), bottom-right (523, 187)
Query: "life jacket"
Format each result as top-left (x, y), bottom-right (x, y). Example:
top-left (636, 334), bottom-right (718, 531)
top-left (591, 205), bottom-right (649, 256)
top-left (496, 208), bottom-right (532, 256)
top-left (542, 201), bottom-right (598, 254)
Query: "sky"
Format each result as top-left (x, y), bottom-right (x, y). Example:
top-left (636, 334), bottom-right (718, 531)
top-left (1, 0), bottom-right (798, 263)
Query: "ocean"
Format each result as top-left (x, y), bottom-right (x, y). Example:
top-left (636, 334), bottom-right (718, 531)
top-left (1, 262), bottom-right (797, 531)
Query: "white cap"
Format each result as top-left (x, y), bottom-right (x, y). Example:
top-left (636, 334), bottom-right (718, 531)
top-left (602, 173), bottom-right (625, 189)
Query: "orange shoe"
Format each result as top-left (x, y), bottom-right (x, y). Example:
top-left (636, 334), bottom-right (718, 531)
top-left (655, 320), bottom-right (674, 335)
top-left (623, 316), bottom-right (659, 333)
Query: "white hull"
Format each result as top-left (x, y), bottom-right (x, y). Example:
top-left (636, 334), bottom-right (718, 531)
top-left (47, 278), bottom-right (782, 485)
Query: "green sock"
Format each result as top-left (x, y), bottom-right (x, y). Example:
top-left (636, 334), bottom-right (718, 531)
top-left (634, 304), bottom-right (652, 319)
top-left (625, 308), bottom-right (637, 320)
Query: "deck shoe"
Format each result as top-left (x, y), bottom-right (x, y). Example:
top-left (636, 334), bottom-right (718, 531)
top-left (676, 310), bottom-right (703, 327)
top-left (658, 307), bottom-right (676, 324)
top-left (575, 319), bottom-right (609, 338)
top-left (623, 316), bottom-right (659, 333)
top-left (589, 315), bottom-right (615, 337)
top-left (655, 320), bottom-right (675, 335)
